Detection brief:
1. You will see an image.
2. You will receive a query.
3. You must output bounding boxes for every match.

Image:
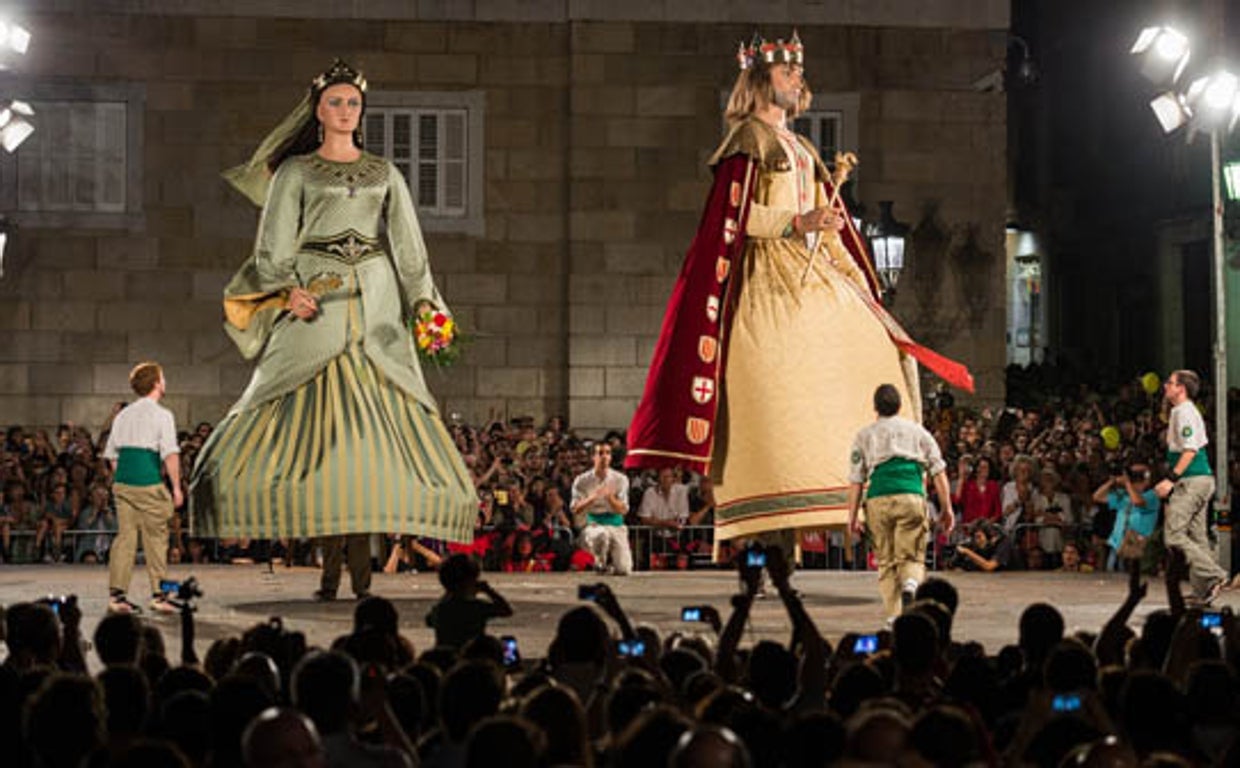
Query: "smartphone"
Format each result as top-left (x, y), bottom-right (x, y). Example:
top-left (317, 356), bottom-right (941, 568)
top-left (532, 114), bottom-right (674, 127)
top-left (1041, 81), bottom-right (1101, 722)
top-left (1051, 693), bottom-right (1082, 712)
top-left (578, 584), bottom-right (600, 601)
top-left (494, 489), bottom-right (510, 505)
top-left (1201, 611), bottom-right (1224, 633)
top-left (159, 579), bottom-right (180, 595)
top-left (681, 606), bottom-right (704, 622)
top-left (852, 634), bottom-right (878, 655)
top-left (501, 635), bottom-right (521, 667)
top-left (745, 548), bottom-right (766, 568)
top-left (37, 595), bottom-right (68, 616)
top-left (617, 639), bottom-right (645, 658)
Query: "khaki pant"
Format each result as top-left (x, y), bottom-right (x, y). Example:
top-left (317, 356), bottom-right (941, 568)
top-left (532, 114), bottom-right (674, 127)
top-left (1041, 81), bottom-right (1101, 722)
top-left (319, 534), bottom-right (373, 596)
top-left (864, 493), bottom-right (929, 619)
top-left (109, 482), bottom-right (173, 597)
top-left (1164, 475), bottom-right (1227, 596)
top-left (581, 524), bottom-right (632, 575)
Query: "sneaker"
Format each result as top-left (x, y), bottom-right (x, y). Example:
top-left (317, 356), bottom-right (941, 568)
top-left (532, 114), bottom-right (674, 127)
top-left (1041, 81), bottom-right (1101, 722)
top-left (312, 589), bottom-right (337, 602)
top-left (149, 595), bottom-right (178, 615)
top-left (901, 579), bottom-right (918, 611)
top-left (108, 595), bottom-right (142, 615)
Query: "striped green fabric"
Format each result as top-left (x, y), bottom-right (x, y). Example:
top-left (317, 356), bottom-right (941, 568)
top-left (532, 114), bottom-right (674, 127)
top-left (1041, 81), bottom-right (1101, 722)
top-left (191, 344), bottom-right (476, 541)
top-left (716, 488), bottom-right (850, 522)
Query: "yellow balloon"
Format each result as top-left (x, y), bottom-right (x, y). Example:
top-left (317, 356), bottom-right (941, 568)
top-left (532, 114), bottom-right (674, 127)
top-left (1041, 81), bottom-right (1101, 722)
top-left (1141, 372), bottom-right (1160, 395)
top-left (1100, 426), bottom-right (1120, 451)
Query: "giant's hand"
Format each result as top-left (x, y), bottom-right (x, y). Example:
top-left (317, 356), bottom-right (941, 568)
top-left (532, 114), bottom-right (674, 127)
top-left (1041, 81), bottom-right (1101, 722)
top-left (287, 286), bottom-right (319, 320)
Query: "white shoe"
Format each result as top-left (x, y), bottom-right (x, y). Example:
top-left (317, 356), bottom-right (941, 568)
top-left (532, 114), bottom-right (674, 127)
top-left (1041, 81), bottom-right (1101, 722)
top-left (148, 595), bottom-right (177, 614)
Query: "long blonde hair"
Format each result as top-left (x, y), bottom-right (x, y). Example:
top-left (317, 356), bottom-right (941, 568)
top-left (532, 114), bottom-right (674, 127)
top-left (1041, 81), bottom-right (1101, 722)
top-left (724, 63), bottom-right (813, 125)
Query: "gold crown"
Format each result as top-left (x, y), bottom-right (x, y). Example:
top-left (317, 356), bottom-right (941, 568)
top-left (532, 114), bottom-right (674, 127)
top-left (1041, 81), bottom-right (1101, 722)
top-left (312, 58), bottom-right (368, 93)
top-left (737, 31), bottom-right (804, 71)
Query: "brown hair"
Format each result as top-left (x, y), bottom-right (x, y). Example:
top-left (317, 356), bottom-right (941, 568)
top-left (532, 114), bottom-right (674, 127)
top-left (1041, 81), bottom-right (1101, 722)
top-left (128, 362), bottom-right (163, 396)
top-left (724, 62), bottom-right (813, 125)
top-left (1172, 369), bottom-right (1201, 400)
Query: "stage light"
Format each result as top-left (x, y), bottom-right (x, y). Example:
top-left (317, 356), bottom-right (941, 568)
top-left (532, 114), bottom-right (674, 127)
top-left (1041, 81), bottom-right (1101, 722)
top-left (1149, 91), bottom-right (1192, 134)
top-left (0, 99), bottom-right (34, 152)
top-left (1132, 25), bottom-right (1191, 85)
top-left (0, 20), bottom-right (30, 55)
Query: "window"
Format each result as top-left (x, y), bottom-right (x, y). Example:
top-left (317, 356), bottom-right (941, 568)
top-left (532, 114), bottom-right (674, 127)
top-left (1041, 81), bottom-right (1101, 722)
top-left (17, 101), bottom-right (127, 213)
top-left (363, 90), bottom-right (484, 236)
top-left (791, 93), bottom-right (860, 169)
top-left (793, 111), bottom-right (842, 161)
top-left (0, 81), bottom-right (144, 230)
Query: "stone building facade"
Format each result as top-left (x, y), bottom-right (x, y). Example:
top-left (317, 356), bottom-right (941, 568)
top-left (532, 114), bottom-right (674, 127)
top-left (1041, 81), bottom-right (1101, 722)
top-left (0, 0), bottom-right (1008, 434)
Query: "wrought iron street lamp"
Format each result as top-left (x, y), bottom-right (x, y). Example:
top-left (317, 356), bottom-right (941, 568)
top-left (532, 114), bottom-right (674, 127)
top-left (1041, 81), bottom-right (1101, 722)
top-left (866, 200), bottom-right (908, 305)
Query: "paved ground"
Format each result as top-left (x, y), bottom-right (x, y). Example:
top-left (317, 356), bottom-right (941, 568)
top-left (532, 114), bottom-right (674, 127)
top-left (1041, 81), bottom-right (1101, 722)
top-left (0, 564), bottom-right (1219, 665)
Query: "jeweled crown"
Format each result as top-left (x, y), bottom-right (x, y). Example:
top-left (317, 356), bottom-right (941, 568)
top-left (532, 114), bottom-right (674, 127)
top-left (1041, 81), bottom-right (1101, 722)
top-left (312, 58), bottom-right (368, 93)
top-left (737, 30), bottom-right (804, 71)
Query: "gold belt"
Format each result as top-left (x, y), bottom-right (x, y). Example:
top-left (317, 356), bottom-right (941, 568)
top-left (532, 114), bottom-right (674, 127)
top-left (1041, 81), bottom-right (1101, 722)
top-left (300, 229), bottom-right (383, 265)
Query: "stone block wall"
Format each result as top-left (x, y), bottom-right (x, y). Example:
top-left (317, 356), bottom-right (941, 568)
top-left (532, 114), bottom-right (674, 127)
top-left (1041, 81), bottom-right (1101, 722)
top-left (0, 1), bottom-right (1007, 436)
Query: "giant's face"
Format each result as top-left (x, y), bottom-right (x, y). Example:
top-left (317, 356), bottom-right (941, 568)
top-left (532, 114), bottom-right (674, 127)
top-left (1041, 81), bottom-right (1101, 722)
top-left (316, 83), bottom-right (363, 139)
top-left (768, 63), bottom-right (804, 111)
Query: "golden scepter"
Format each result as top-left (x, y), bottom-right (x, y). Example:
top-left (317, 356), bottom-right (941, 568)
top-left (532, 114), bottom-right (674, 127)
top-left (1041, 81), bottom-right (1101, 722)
top-left (801, 150), bottom-right (858, 284)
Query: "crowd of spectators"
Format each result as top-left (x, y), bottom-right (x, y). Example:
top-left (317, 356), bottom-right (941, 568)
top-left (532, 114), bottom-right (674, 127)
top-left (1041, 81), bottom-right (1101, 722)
top-left (2, 366), bottom-right (1238, 576)
top-left (4, 544), bottom-right (1240, 766)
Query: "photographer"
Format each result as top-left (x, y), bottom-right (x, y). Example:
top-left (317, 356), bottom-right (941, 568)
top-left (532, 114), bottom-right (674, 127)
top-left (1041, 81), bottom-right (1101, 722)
top-left (1091, 462), bottom-right (1159, 571)
top-left (954, 521), bottom-right (1011, 572)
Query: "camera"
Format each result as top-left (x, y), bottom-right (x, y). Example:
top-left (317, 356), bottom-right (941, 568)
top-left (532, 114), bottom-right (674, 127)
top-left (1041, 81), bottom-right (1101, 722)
top-left (852, 634), bottom-right (878, 655)
top-left (37, 594), bottom-right (73, 617)
top-left (743, 546), bottom-right (766, 569)
top-left (578, 584), bottom-right (601, 602)
top-left (617, 639), bottom-right (645, 658)
top-left (159, 576), bottom-right (203, 604)
top-left (1107, 461), bottom-right (1124, 477)
top-left (1051, 693), bottom-right (1082, 712)
top-left (681, 606), bottom-right (708, 622)
top-left (1201, 611), bottom-right (1224, 634)
top-left (501, 635), bottom-right (521, 667)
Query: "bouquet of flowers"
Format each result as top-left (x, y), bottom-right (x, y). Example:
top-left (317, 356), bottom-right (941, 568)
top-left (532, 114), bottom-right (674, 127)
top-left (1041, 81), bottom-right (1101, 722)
top-left (411, 308), bottom-right (465, 367)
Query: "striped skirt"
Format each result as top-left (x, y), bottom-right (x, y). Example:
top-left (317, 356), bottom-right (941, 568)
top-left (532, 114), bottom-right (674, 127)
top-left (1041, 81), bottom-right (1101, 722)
top-left (190, 344), bottom-right (476, 542)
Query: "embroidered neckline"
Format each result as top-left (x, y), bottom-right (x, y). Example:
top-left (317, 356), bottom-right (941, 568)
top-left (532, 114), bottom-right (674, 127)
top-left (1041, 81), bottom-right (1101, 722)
top-left (303, 152), bottom-right (387, 197)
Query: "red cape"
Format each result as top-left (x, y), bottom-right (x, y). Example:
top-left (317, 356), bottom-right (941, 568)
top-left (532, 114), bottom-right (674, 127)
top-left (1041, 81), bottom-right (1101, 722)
top-left (626, 154), bottom-right (974, 474)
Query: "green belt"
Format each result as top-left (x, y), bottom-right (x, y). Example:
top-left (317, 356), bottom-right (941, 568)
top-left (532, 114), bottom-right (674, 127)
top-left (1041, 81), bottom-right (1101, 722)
top-left (866, 457), bottom-right (925, 499)
top-left (115, 447), bottom-right (163, 486)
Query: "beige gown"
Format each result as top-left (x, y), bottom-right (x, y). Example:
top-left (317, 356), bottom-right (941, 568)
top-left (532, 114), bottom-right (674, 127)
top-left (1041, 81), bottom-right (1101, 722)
top-left (712, 120), bottom-right (920, 542)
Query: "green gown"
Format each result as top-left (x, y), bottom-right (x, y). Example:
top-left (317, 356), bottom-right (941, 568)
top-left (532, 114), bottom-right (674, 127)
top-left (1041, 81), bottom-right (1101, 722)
top-left (190, 151), bottom-right (476, 542)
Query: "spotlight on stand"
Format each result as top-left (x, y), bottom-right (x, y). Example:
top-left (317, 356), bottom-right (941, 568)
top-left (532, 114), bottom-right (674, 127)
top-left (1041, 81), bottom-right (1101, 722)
top-left (866, 200), bottom-right (908, 305)
top-left (1150, 90), bottom-right (1193, 133)
top-left (1185, 70), bottom-right (1240, 133)
top-left (0, 100), bottom-right (34, 152)
top-left (0, 20), bottom-right (31, 56)
top-left (1132, 25), bottom-right (1191, 85)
